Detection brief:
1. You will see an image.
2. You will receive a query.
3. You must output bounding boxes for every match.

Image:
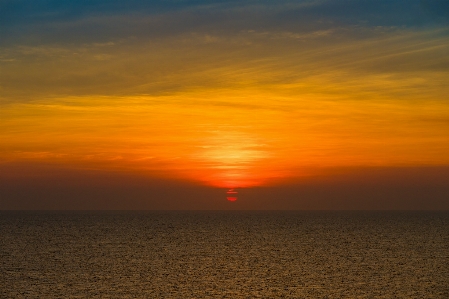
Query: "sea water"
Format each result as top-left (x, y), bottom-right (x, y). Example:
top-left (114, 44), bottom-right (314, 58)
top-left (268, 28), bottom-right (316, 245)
top-left (1, 211), bottom-right (448, 298)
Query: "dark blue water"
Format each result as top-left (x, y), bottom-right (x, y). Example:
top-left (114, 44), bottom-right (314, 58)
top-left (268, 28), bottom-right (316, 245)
top-left (1, 211), bottom-right (448, 298)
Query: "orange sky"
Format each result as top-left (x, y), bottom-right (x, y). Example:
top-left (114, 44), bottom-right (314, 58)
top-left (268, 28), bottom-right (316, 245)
top-left (2, 86), bottom-right (449, 188)
top-left (1, 0), bottom-right (449, 208)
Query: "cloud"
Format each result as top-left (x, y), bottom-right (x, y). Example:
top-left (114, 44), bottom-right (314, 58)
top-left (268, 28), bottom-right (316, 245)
top-left (2, 0), bottom-right (443, 47)
top-left (1, 23), bottom-right (447, 104)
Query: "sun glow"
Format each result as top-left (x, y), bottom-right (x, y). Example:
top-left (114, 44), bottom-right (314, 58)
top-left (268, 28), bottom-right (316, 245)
top-left (192, 129), bottom-right (270, 187)
top-left (2, 89), bottom-right (449, 189)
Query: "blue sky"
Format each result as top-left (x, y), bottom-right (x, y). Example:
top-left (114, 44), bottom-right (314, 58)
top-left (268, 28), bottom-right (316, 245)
top-left (2, 0), bottom-right (447, 46)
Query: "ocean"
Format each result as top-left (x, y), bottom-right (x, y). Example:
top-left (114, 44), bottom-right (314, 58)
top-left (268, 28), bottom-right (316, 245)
top-left (1, 211), bottom-right (448, 298)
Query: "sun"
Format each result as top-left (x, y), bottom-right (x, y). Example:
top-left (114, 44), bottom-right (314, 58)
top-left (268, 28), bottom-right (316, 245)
top-left (226, 188), bottom-right (238, 201)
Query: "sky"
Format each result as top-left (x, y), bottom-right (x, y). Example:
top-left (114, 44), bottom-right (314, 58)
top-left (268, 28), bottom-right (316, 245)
top-left (1, 0), bottom-right (449, 210)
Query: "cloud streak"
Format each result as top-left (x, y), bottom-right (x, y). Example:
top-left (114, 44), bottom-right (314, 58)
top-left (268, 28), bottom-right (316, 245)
top-left (2, 0), bottom-right (446, 45)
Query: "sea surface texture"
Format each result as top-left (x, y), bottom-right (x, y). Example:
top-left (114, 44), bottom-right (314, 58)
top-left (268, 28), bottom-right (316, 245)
top-left (1, 211), bottom-right (448, 298)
